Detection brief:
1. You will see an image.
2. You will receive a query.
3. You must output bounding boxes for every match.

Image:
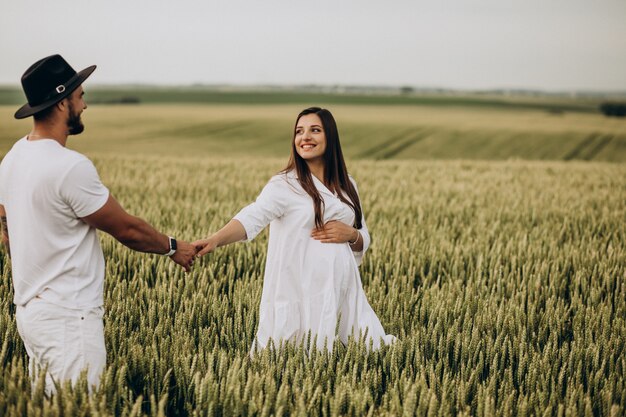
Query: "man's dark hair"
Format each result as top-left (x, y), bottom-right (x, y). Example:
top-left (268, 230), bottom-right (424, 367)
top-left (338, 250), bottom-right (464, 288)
top-left (33, 105), bottom-right (56, 122)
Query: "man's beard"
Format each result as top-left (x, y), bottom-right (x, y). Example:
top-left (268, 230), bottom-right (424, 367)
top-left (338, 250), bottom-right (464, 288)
top-left (67, 102), bottom-right (85, 135)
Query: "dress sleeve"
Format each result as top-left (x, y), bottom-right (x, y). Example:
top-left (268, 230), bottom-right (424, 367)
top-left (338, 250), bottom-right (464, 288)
top-left (350, 177), bottom-right (370, 266)
top-left (233, 177), bottom-right (288, 241)
top-left (60, 159), bottom-right (110, 218)
top-left (0, 163), bottom-right (5, 206)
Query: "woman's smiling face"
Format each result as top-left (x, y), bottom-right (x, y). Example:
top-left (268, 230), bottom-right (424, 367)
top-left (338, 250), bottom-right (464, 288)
top-left (294, 113), bottom-right (327, 162)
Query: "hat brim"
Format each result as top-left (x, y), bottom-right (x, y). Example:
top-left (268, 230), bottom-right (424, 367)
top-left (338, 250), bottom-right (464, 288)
top-left (14, 65), bottom-right (97, 120)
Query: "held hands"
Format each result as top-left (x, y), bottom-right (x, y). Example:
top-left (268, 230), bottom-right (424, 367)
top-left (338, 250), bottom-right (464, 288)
top-left (191, 235), bottom-right (219, 257)
top-left (167, 235), bottom-right (217, 272)
top-left (311, 220), bottom-right (358, 244)
top-left (169, 240), bottom-right (197, 272)
top-left (191, 220), bottom-right (247, 258)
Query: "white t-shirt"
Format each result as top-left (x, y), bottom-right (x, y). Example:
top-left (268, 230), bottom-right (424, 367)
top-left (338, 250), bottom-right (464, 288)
top-left (0, 137), bottom-right (109, 309)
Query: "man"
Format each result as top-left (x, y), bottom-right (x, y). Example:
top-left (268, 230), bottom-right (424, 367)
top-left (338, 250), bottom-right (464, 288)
top-left (0, 54), bottom-right (196, 394)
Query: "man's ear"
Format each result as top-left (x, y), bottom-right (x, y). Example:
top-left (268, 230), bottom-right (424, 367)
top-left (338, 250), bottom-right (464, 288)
top-left (55, 99), bottom-right (67, 112)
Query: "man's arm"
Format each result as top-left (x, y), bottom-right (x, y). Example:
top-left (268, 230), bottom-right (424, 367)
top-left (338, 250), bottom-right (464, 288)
top-left (81, 195), bottom-right (196, 272)
top-left (0, 205), bottom-right (9, 259)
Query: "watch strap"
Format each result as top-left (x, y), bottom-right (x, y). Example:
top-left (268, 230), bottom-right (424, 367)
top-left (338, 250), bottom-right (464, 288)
top-left (164, 236), bottom-right (177, 256)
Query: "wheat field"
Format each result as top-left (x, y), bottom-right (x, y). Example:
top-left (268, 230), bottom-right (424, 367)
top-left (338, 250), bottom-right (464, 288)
top-left (0, 151), bottom-right (624, 416)
top-left (0, 100), bottom-right (625, 415)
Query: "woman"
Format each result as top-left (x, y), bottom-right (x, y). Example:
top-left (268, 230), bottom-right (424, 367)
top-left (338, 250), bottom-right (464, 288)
top-left (193, 107), bottom-right (395, 351)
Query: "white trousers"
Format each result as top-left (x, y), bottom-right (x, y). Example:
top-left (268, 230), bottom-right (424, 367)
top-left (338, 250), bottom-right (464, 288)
top-left (15, 297), bottom-right (106, 395)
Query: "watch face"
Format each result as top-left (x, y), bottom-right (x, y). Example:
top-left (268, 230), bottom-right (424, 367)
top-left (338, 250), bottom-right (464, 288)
top-left (170, 237), bottom-right (177, 251)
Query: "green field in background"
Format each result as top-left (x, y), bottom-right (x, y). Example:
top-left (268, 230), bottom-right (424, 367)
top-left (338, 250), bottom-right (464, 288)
top-left (1, 102), bottom-right (624, 162)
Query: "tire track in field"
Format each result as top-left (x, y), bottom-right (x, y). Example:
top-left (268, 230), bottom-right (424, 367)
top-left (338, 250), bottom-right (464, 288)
top-left (354, 128), bottom-right (414, 159)
top-left (355, 127), bottom-right (428, 159)
top-left (378, 131), bottom-right (430, 159)
top-left (583, 134), bottom-right (613, 161)
top-left (563, 133), bottom-right (599, 161)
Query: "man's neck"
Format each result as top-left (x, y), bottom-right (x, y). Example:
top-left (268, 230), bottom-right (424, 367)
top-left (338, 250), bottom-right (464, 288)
top-left (28, 122), bottom-right (68, 147)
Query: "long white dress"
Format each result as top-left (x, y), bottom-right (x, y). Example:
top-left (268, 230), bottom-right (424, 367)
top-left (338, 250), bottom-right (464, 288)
top-left (234, 170), bottom-right (396, 351)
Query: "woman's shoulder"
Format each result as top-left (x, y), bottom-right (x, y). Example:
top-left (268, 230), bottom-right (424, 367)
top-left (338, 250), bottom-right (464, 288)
top-left (269, 170), bottom-right (299, 184)
top-left (263, 170), bottom-right (303, 196)
top-left (265, 171), bottom-right (298, 190)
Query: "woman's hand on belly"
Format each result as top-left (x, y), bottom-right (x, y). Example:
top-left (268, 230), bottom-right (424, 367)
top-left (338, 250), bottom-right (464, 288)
top-left (310, 220), bottom-right (359, 244)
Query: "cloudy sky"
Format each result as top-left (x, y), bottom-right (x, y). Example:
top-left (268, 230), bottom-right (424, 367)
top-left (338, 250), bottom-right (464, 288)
top-left (1, 0), bottom-right (625, 91)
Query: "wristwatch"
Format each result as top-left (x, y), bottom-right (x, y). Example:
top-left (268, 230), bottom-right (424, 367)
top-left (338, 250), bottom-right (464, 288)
top-left (164, 236), bottom-right (177, 256)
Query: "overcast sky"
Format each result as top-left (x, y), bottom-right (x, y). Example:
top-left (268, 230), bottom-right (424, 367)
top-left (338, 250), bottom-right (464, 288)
top-left (1, 0), bottom-right (625, 91)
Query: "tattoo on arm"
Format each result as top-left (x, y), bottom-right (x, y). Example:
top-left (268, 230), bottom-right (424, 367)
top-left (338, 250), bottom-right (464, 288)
top-left (1, 215), bottom-right (9, 258)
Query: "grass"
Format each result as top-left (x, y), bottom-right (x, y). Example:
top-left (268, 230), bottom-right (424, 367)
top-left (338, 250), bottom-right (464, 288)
top-left (0, 156), bottom-right (624, 416)
top-left (0, 93), bottom-right (624, 415)
top-left (1, 103), bottom-right (624, 162)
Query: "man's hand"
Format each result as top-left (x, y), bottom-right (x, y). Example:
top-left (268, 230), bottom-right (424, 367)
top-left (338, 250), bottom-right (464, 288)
top-left (311, 220), bottom-right (358, 244)
top-left (192, 236), bottom-right (219, 257)
top-left (169, 240), bottom-right (197, 272)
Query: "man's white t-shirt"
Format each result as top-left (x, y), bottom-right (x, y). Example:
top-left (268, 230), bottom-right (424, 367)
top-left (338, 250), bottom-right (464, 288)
top-left (0, 137), bottom-right (109, 309)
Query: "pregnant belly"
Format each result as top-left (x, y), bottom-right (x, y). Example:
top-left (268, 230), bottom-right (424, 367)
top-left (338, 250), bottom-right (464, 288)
top-left (301, 240), bottom-right (355, 294)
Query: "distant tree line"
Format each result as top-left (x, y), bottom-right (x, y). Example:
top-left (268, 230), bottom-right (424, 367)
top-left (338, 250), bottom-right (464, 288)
top-left (90, 96), bottom-right (141, 105)
top-left (599, 102), bottom-right (626, 117)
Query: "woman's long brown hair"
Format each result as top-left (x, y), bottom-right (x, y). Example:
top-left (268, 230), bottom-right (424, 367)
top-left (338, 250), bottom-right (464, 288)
top-left (282, 107), bottom-right (363, 231)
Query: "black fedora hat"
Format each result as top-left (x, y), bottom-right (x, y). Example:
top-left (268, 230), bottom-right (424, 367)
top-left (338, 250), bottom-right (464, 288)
top-left (14, 54), bottom-right (96, 119)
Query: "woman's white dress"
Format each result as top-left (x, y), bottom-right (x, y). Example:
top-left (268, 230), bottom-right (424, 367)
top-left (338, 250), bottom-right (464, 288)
top-left (234, 170), bottom-right (395, 351)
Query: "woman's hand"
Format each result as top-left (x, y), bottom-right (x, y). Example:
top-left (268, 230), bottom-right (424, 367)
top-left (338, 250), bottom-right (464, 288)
top-left (191, 220), bottom-right (248, 258)
top-left (311, 220), bottom-right (359, 244)
top-left (192, 235), bottom-right (219, 257)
